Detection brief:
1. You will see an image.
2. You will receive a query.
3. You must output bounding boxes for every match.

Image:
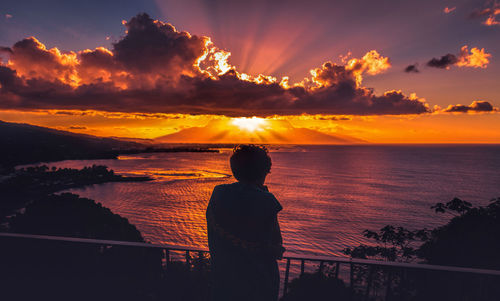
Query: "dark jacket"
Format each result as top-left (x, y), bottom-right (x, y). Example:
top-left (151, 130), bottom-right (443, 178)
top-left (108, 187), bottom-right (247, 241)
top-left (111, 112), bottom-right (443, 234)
top-left (206, 182), bottom-right (284, 301)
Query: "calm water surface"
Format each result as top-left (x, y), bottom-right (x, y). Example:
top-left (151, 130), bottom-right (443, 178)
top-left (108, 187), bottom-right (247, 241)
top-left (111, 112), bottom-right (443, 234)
top-left (46, 145), bottom-right (500, 257)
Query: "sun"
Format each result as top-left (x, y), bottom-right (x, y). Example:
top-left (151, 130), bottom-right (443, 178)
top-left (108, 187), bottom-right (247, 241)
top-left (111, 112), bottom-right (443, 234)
top-left (231, 117), bottom-right (268, 132)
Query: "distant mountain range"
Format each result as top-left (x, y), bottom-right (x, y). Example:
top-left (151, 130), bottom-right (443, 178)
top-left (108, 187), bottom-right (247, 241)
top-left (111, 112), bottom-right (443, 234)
top-left (0, 119), bottom-right (363, 172)
top-left (155, 119), bottom-right (364, 144)
top-left (0, 120), bottom-right (139, 172)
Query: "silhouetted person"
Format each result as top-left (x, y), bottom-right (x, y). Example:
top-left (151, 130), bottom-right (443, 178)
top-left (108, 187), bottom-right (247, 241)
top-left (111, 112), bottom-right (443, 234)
top-left (206, 144), bottom-right (285, 301)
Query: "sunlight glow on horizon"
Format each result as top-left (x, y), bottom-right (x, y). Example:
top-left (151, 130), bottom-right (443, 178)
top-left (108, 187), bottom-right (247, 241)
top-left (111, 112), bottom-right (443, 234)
top-left (230, 117), bottom-right (268, 132)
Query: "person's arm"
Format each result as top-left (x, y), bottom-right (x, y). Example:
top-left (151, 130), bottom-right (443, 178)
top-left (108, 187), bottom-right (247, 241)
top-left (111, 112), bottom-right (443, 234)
top-left (207, 204), bottom-right (264, 251)
top-left (269, 214), bottom-right (285, 259)
top-left (273, 215), bottom-right (283, 245)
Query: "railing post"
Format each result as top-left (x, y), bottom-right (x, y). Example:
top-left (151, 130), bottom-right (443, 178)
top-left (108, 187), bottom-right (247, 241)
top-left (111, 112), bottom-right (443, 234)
top-left (476, 274), bottom-right (483, 300)
top-left (335, 262), bottom-right (340, 279)
top-left (350, 262), bottom-right (354, 288)
top-left (164, 249), bottom-right (170, 269)
top-left (185, 250), bottom-right (190, 269)
top-left (319, 261), bottom-right (324, 274)
top-left (300, 259), bottom-right (305, 276)
top-left (385, 268), bottom-right (393, 300)
top-left (482, 275), bottom-right (489, 301)
top-left (283, 258), bottom-right (291, 296)
top-left (365, 265), bottom-right (373, 299)
top-left (197, 251), bottom-right (204, 273)
top-left (401, 267), bottom-right (407, 298)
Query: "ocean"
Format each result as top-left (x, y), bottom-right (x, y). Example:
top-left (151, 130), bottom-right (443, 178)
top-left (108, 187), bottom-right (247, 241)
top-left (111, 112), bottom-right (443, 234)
top-left (45, 145), bottom-right (500, 257)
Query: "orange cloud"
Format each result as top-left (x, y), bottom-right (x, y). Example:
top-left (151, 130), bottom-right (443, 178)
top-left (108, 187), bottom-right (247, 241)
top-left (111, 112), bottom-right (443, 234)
top-left (484, 14), bottom-right (500, 25)
top-left (5, 37), bottom-right (80, 87)
top-left (0, 13), bottom-right (429, 117)
top-left (305, 50), bottom-right (390, 89)
top-left (444, 7), bottom-right (456, 14)
top-left (426, 45), bottom-right (491, 69)
top-left (344, 50), bottom-right (391, 85)
top-left (456, 46), bottom-right (491, 68)
top-left (470, 2), bottom-right (500, 26)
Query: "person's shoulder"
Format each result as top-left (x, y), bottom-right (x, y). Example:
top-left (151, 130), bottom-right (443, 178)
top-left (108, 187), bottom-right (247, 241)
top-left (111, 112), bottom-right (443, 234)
top-left (251, 185), bottom-right (283, 213)
top-left (263, 190), bottom-right (282, 213)
top-left (213, 182), bottom-right (238, 192)
top-left (254, 185), bottom-right (276, 199)
top-left (211, 183), bottom-right (240, 198)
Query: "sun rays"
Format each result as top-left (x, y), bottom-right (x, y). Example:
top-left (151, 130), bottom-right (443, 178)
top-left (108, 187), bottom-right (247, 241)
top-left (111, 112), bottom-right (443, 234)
top-left (230, 117), bottom-right (268, 132)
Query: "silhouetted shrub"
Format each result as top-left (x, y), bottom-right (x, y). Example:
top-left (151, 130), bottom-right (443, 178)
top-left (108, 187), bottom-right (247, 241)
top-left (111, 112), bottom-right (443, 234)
top-left (281, 271), bottom-right (365, 301)
top-left (0, 165), bottom-right (150, 223)
top-left (1, 193), bottom-right (162, 301)
top-left (9, 192), bottom-right (144, 241)
top-left (419, 197), bottom-right (500, 269)
top-left (343, 197), bottom-right (500, 300)
top-left (343, 226), bottom-right (429, 262)
top-left (159, 257), bottom-right (211, 301)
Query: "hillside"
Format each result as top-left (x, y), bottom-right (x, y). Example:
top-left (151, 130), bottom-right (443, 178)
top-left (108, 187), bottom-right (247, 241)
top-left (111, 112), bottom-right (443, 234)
top-left (0, 120), bottom-right (140, 172)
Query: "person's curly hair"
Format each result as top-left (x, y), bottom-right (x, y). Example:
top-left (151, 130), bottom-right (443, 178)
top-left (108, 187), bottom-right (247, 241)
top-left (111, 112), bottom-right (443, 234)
top-left (230, 144), bottom-right (272, 183)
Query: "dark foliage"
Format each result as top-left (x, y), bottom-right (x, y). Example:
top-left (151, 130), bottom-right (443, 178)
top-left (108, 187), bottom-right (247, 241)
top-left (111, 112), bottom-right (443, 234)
top-left (343, 226), bottom-right (429, 262)
top-left (280, 267), bottom-right (365, 301)
top-left (343, 197), bottom-right (500, 269)
top-left (1, 193), bottom-right (164, 301)
top-left (342, 197), bottom-right (500, 300)
top-left (159, 255), bottom-right (211, 301)
top-left (0, 164), bottom-right (150, 225)
top-left (8, 192), bottom-right (144, 241)
top-left (1, 164), bottom-right (150, 195)
top-left (430, 197), bottom-right (472, 215)
top-left (419, 197), bottom-right (500, 269)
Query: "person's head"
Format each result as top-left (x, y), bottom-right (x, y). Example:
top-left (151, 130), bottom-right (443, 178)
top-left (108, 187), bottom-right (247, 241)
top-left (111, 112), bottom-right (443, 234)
top-left (230, 144), bottom-right (272, 185)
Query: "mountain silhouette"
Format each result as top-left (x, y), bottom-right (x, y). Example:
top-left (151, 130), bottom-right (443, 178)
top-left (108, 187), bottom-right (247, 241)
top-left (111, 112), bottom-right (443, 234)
top-left (155, 119), bottom-right (364, 144)
top-left (0, 120), bottom-right (140, 172)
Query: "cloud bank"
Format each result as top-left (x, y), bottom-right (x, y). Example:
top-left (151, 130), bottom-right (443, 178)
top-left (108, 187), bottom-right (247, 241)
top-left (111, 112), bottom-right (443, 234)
top-left (442, 101), bottom-right (498, 113)
top-left (0, 13), bottom-right (436, 117)
top-left (426, 46), bottom-right (491, 69)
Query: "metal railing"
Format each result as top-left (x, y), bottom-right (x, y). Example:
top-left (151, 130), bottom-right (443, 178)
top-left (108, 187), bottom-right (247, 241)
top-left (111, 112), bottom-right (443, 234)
top-left (2, 232), bottom-right (500, 300)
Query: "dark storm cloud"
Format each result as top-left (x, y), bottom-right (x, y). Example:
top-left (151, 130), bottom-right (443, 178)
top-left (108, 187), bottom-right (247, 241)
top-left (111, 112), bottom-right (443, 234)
top-left (426, 54), bottom-right (458, 69)
top-left (0, 13), bottom-right (431, 117)
top-left (0, 47), bottom-right (13, 54)
top-left (113, 13), bottom-right (208, 74)
top-left (0, 65), bottom-right (24, 93)
top-left (289, 65), bottom-right (429, 115)
top-left (404, 64), bottom-right (419, 73)
top-left (443, 101), bottom-right (498, 113)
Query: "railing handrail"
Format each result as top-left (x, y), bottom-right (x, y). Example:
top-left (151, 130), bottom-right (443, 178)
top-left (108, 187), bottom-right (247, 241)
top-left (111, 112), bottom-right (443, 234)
top-left (2, 232), bottom-right (500, 276)
top-left (0, 232), bottom-right (206, 252)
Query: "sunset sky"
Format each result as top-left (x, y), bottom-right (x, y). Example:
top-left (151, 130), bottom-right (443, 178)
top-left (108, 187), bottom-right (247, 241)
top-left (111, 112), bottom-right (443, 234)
top-left (0, 0), bottom-right (499, 143)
